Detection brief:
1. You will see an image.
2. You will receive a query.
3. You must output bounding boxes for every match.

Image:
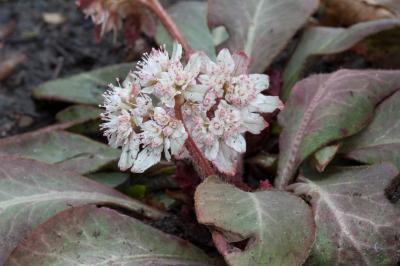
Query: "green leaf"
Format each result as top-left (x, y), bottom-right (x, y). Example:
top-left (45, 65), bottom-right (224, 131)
top-left (150, 192), bottom-right (178, 211)
top-left (0, 129), bottom-right (119, 175)
top-left (282, 19), bottom-right (400, 100)
top-left (56, 105), bottom-right (103, 134)
top-left (33, 63), bottom-right (133, 105)
top-left (86, 172), bottom-right (130, 188)
top-left (195, 176), bottom-right (315, 266)
top-left (340, 90), bottom-right (400, 169)
top-left (156, 1), bottom-right (216, 58)
top-left (5, 205), bottom-right (219, 266)
top-left (290, 163), bottom-right (400, 266)
top-left (276, 69), bottom-right (400, 188)
top-left (311, 144), bottom-right (340, 172)
top-left (124, 185), bottom-right (147, 199)
top-left (208, 0), bottom-right (319, 72)
top-left (55, 105), bottom-right (102, 122)
top-left (0, 157), bottom-right (165, 264)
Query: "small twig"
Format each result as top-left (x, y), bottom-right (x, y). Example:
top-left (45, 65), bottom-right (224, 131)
top-left (140, 0), bottom-right (192, 57)
top-left (52, 56), bottom-right (64, 79)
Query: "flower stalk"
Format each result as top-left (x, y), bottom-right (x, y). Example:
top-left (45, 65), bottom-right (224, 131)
top-left (174, 95), bottom-right (216, 178)
top-left (140, 0), bottom-right (192, 57)
top-left (140, 0), bottom-right (213, 178)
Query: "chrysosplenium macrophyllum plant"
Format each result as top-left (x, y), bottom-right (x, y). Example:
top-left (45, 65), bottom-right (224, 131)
top-left (101, 43), bottom-right (283, 177)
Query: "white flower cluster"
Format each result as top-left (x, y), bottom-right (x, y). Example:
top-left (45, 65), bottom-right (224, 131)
top-left (101, 43), bottom-right (283, 175)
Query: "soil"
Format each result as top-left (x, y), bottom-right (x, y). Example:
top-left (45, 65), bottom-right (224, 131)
top-left (0, 0), bottom-right (131, 138)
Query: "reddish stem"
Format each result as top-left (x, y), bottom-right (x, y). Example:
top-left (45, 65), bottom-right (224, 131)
top-left (139, 0), bottom-right (214, 178)
top-left (174, 97), bottom-right (216, 179)
top-left (142, 0), bottom-right (192, 57)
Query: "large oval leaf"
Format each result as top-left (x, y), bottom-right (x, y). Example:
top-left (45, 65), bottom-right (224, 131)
top-left (195, 176), bottom-right (315, 266)
top-left (290, 163), bottom-right (400, 266)
top-left (156, 1), bottom-right (216, 58)
top-left (282, 19), bottom-right (400, 100)
top-left (55, 105), bottom-right (102, 123)
top-left (0, 129), bottom-right (119, 175)
top-left (340, 90), bottom-right (400, 169)
top-left (55, 105), bottom-right (102, 134)
top-left (5, 205), bottom-right (218, 266)
top-left (33, 63), bottom-right (132, 105)
top-left (0, 157), bottom-right (165, 264)
top-left (208, 0), bottom-right (319, 72)
top-left (276, 69), bottom-right (400, 188)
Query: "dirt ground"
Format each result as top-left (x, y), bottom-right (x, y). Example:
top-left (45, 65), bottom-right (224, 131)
top-left (0, 0), bottom-right (131, 138)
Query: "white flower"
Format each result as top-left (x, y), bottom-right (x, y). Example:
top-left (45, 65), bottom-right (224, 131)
top-left (101, 42), bottom-right (283, 176)
top-left (100, 78), bottom-right (138, 148)
top-left (101, 71), bottom-right (188, 173)
top-left (206, 101), bottom-right (245, 173)
top-left (118, 134), bottom-right (141, 171)
top-left (101, 109), bottom-right (133, 148)
top-left (136, 46), bottom-right (170, 88)
top-left (132, 107), bottom-right (187, 173)
top-left (136, 43), bottom-right (201, 108)
top-left (184, 49), bottom-right (234, 109)
top-left (182, 100), bottom-right (244, 175)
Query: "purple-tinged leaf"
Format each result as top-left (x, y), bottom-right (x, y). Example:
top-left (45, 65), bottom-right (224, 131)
top-left (208, 0), bottom-right (319, 73)
top-left (5, 205), bottom-right (218, 266)
top-left (276, 69), bottom-right (400, 188)
top-left (341, 90), bottom-right (400, 169)
top-left (282, 19), bottom-right (400, 100)
top-left (195, 176), bottom-right (315, 266)
top-left (0, 157), bottom-right (165, 264)
top-left (290, 163), bottom-right (400, 266)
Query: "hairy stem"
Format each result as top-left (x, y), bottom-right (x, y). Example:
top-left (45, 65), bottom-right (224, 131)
top-left (142, 0), bottom-right (192, 57)
top-left (174, 96), bottom-right (216, 179)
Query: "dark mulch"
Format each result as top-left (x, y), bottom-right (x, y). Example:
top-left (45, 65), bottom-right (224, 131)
top-left (0, 0), bottom-right (130, 137)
